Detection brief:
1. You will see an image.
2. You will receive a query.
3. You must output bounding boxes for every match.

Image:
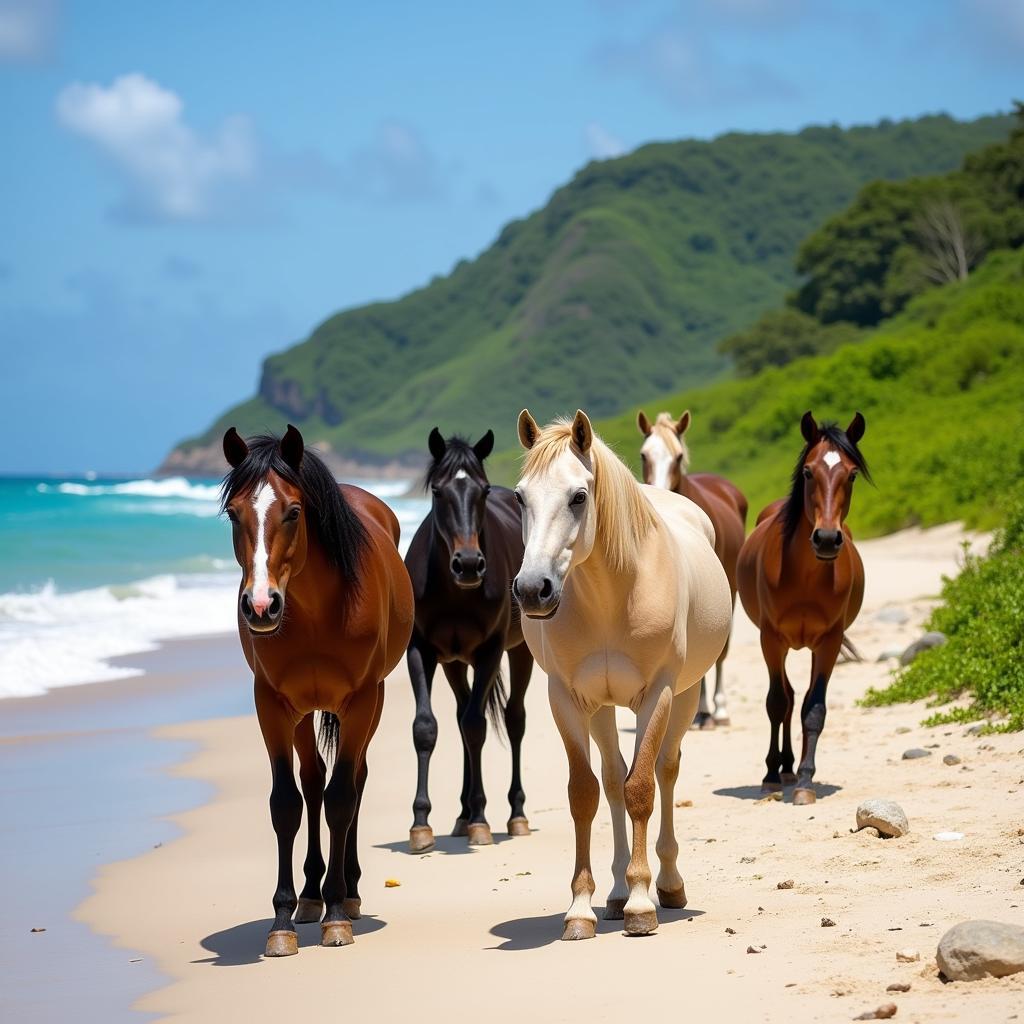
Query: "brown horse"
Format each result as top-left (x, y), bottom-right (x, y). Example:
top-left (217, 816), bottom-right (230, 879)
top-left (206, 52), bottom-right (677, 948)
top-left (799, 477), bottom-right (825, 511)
top-left (637, 410), bottom-right (748, 728)
top-left (736, 412), bottom-right (868, 805)
top-left (221, 425), bottom-right (413, 957)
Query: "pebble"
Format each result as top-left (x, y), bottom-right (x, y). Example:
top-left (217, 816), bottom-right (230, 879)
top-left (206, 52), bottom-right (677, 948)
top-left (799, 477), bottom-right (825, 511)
top-left (899, 631), bottom-right (947, 666)
top-left (886, 982), bottom-right (911, 992)
top-left (943, 754), bottom-right (962, 765)
top-left (725, 927), bottom-right (736, 934)
top-left (777, 879), bottom-right (795, 890)
top-left (895, 949), bottom-right (920, 962)
top-left (856, 799), bottom-right (910, 838)
top-left (746, 944), bottom-right (764, 954)
top-left (854, 1004), bottom-right (898, 1020)
top-left (30, 927), bottom-right (45, 933)
top-left (902, 748), bottom-right (932, 760)
top-left (936, 920), bottom-right (1024, 981)
top-left (384, 878), bottom-right (401, 887)
top-left (822, 917), bottom-right (837, 928)
top-left (674, 799), bottom-right (693, 808)
top-left (894, 726), bottom-right (911, 735)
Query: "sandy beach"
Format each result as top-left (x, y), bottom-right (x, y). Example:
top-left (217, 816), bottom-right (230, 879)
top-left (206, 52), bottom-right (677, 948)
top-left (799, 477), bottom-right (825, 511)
top-left (63, 522), bottom-right (1023, 1022)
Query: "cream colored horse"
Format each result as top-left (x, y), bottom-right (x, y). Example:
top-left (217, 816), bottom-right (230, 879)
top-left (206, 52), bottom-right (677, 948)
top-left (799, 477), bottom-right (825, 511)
top-left (512, 409), bottom-right (731, 940)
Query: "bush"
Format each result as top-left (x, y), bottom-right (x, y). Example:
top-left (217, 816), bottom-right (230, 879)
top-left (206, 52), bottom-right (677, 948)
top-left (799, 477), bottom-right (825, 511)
top-left (861, 482), bottom-right (1024, 731)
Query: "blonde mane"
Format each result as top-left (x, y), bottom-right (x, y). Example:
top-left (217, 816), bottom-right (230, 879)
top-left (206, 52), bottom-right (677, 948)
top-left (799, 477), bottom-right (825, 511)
top-left (652, 412), bottom-right (690, 472)
top-left (522, 418), bottom-right (659, 572)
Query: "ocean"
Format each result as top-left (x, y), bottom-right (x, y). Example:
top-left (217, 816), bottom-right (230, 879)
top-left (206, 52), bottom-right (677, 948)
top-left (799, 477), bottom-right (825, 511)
top-left (0, 475), bottom-right (430, 699)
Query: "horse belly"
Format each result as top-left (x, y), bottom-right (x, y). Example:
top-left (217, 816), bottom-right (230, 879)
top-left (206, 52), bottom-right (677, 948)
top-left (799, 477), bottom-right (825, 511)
top-left (570, 651), bottom-right (650, 710)
top-left (777, 603), bottom-right (839, 650)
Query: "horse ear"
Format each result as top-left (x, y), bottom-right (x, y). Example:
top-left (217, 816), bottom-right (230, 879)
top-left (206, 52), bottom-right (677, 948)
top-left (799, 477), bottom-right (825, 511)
top-left (223, 427), bottom-right (248, 468)
top-left (800, 411), bottom-right (819, 444)
top-left (571, 410), bottom-right (593, 454)
top-left (846, 411), bottom-right (866, 444)
top-left (473, 429), bottom-right (494, 462)
top-left (518, 409), bottom-right (540, 450)
top-left (675, 410), bottom-right (691, 436)
top-left (637, 410), bottom-right (652, 437)
top-left (280, 424), bottom-right (304, 470)
top-left (428, 428), bottom-right (446, 460)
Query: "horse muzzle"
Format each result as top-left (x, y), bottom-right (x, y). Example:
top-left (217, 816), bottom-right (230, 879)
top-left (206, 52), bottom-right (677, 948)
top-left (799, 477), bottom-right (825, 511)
top-left (451, 549), bottom-right (486, 589)
top-left (512, 573), bottom-right (561, 620)
top-left (240, 587), bottom-right (285, 634)
top-left (811, 528), bottom-right (844, 561)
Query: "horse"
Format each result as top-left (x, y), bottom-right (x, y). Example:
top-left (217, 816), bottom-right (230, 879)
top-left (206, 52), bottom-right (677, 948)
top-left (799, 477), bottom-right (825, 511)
top-left (221, 425), bottom-right (413, 957)
top-left (404, 428), bottom-right (534, 851)
top-left (512, 409), bottom-right (731, 940)
top-left (736, 411), bottom-right (868, 806)
top-left (637, 409), bottom-right (748, 729)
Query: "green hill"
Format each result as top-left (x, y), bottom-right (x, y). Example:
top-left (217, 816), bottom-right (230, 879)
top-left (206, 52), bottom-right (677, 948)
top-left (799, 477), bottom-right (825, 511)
top-left (541, 249), bottom-right (1024, 537)
top-left (161, 112), bottom-right (1012, 473)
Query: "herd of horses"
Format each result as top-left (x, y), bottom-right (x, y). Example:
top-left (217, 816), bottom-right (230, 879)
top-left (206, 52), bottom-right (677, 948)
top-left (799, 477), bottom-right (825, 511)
top-left (220, 406), bottom-right (869, 956)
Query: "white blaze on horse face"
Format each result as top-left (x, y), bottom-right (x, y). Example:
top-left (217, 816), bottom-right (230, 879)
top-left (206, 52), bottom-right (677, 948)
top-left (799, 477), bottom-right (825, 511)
top-left (823, 450), bottom-right (842, 470)
top-left (251, 482), bottom-right (278, 608)
top-left (641, 433), bottom-right (675, 490)
top-left (454, 469), bottom-right (468, 480)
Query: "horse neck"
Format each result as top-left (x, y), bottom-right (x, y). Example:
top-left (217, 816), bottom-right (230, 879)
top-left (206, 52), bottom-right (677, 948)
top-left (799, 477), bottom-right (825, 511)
top-left (569, 517), bottom-right (658, 619)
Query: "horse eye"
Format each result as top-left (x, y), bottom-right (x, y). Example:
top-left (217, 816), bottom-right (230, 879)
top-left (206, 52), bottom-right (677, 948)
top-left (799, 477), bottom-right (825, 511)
top-left (570, 491), bottom-right (587, 507)
top-left (226, 509), bottom-right (239, 523)
top-left (483, 485), bottom-right (492, 495)
top-left (513, 490), bottom-right (524, 506)
top-left (802, 467), bottom-right (813, 480)
top-left (849, 470), bottom-right (858, 481)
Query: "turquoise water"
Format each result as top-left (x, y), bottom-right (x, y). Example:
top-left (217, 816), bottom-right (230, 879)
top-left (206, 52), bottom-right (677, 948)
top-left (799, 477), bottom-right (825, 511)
top-left (0, 475), bottom-right (428, 698)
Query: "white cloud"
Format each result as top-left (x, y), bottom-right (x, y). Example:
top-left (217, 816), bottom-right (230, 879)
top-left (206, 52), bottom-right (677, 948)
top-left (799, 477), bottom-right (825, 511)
top-left (0, 0), bottom-right (57, 61)
top-left (585, 121), bottom-right (626, 159)
top-left (56, 73), bottom-right (257, 223)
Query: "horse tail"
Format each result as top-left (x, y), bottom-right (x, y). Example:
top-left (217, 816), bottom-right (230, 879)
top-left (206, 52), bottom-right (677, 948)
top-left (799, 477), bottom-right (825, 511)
top-left (318, 711), bottom-right (340, 762)
top-left (486, 668), bottom-right (508, 741)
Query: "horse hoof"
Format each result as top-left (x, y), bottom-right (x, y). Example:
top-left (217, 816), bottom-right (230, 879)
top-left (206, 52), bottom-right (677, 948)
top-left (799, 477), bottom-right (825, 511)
top-left (624, 909), bottom-right (659, 936)
top-left (699, 716), bottom-right (717, 731)
top-left (265, 930), bottom-right (298, 957)
top-left (713, 715), bottom-right (731, 727)
top-left (451, 818), bottom-right (469, 837)
top-left (293, 898), bottom-right (323, 924)
top-left (761, 781), bottom-right (783, 794)
top-left (409, 826), bottom-right (435, 853)
top-left (342, 898), bottom-right (362, 921)
top-left (792, 788), bottom-right (816, 805)
top-left (604, 898), bottom-right (626, 920)
top-left (561, 919), bottom-right (596, 941)
top-left (507, 817), bottom-right (531, 837)
top-left (657, 885), bottom-right (687, 910)
top-left (467, 822), bottom-right (494, 846)
top-left (780, 772), bottom-right (798, 786)
top-left (321, 920), bottom-right (354, 947)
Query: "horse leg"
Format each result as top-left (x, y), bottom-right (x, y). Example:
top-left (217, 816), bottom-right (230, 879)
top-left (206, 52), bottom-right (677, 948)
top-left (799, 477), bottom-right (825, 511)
top-left (505, 641), bottom-right (533, 836)
top-left (293, 713), bottom-right (326, 923)
top-left (779, 665), bottom-right (797, 787)
top-left (589, 705), bottom-right (629, 920)
top-left (655, 686), bottom-right (700, 909)
top-left (321, 681), bottom-right (383, 948)
top-left (623, 679), bottom-right (674, 936)
top-left (761, 630), bottom-right (791, 793)
top-left (255, 681), bottom-right (303, 957)
top-left (343, 684), bottom-right (383, 921)
top-left (691, 676), bottom-right (715, 730)
top-left (460, 635), bottom-right (504, 845)
top-left (793, 631), bottom-right (842, 806)
top-left (408, 640), bottom-right (439, 852)
top-left (549, 679), bottom-right (599, 941)
top-left (711, 623), bottom-right (732, 727)
top-left (442, 661), bottom-right (471, 836)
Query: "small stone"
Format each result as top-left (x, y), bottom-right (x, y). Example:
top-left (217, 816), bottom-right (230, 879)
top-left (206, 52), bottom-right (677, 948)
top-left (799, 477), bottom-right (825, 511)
top-left (856, 799), bottom-right (910, 838)
top-left (674, 799), bottom-right (693, 807)
top-left (777, 879), bottom-right (795, 890)
top-left (936, 920), bottom-right (1024, 981)
top-left (902, 748), bottom-right (932, 760)
top-left (746, 944), bottom-right (762, 954)
top-left (886, 982), bottom-right (910, 992)
top-left (30, 927), bottom-right (45, 933)
top-left (964, 723), bottom-right (985, 736)
top-left (899, 631), bottom-right (946, 666)
top-left (822, 917), bottom-right (836, 928)
top-left (853, 1003), bottom-right (898, 1020)
top-left (725, 927), bottom-right (736, 934)
top-left (895, 948), bottom-right (920, 962)
top-left (757, 791), bottom-right (783, 803)
top-left (894, 726), bottom-right (911, 735)
top-left (740, 856), bottom-right (756, 864)
top-left (943, 754), bottom-right (961, 766)
top-left (877, 649), bottom-right (904, 662)
top-left (384, 878), bottom-right (401, 888)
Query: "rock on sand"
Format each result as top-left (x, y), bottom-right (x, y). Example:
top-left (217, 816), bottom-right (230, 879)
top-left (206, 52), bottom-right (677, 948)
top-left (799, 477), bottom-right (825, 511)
top-left (936, 920), bottom-right (1024, 981)
top-left (856, 800), bottom-right (910, 838)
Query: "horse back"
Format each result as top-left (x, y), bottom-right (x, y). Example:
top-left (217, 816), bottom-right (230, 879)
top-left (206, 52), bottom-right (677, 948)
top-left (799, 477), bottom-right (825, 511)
top-left (679, 475), bottom-right (745, 595)
top-left (688, 472), bottom-right (748, 527)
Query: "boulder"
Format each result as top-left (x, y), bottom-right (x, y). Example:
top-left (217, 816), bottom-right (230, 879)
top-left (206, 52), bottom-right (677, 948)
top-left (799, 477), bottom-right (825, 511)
top-left (856, 800), bottom-right (910, 838)
top-left (899, 631), bottom-right (946, 666)
top-left (936, 920), bottom-right (1024, 981)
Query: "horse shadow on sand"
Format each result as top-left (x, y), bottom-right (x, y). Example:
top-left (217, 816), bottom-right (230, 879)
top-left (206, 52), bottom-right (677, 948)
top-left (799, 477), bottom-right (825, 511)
top-left (712, 782), bottom-right (842, 802)
top-left (195, 914), bottom-right (387, 967)
top-left (374, 828), bottom-right (527, 857)
top-left (488, 906), bottom-right (705, 951)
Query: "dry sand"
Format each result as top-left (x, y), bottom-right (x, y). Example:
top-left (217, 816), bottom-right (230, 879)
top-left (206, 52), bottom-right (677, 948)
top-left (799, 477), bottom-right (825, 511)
top-left (78, 523), bottom-right (1024, 1022)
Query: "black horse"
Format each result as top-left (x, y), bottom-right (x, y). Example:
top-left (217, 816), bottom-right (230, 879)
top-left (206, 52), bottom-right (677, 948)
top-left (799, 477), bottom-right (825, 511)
top-left (405, 427), bottom-right (534, 851)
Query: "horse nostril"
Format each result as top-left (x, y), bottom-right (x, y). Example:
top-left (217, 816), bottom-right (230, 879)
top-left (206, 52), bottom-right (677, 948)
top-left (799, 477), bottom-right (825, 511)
top-left (451, 554), bottom-right (463, 574)
top-left (476, 555), bottom-right (486, 574)
top-left (811, 529), bottom-right (822, 545)
top-left (240, 593), bottom-right (253, 618)
top-left (268, 591), bottom-right (282, 618)
top-left (834, 532), bottom-right (844, 547)
top-left (539, 577), bottom-right (553, 600)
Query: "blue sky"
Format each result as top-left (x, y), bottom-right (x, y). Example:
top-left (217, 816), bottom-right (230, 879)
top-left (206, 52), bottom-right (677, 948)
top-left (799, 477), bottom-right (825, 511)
top-left (0, 0), bottom-right (1020, 474)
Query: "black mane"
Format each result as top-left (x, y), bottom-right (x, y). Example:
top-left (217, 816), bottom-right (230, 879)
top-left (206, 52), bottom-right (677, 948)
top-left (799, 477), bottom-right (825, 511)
top-left (423, 435), bottom-right (488, 489)
top-left (220, 434), bottom-right (367, 584)
top-left (782, 421), bottom-right (872, 541)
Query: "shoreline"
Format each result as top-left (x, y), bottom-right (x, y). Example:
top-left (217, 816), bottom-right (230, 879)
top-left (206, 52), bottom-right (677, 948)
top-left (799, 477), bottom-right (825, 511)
top-left (72, 521), bottom-right (1024, 1022)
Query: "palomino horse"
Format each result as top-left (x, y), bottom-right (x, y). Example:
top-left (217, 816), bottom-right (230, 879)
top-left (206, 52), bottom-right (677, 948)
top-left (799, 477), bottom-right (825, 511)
top-left (513, 410), bottom-right (731, 939)
top-left (221, 426), bottom-right (413, 957)
top-left (736, 412), bottom-right (868, 806)
top-left (637, 409), bottom-right (748, 728)
top-left (405, 428), bottom-right (534, 851)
